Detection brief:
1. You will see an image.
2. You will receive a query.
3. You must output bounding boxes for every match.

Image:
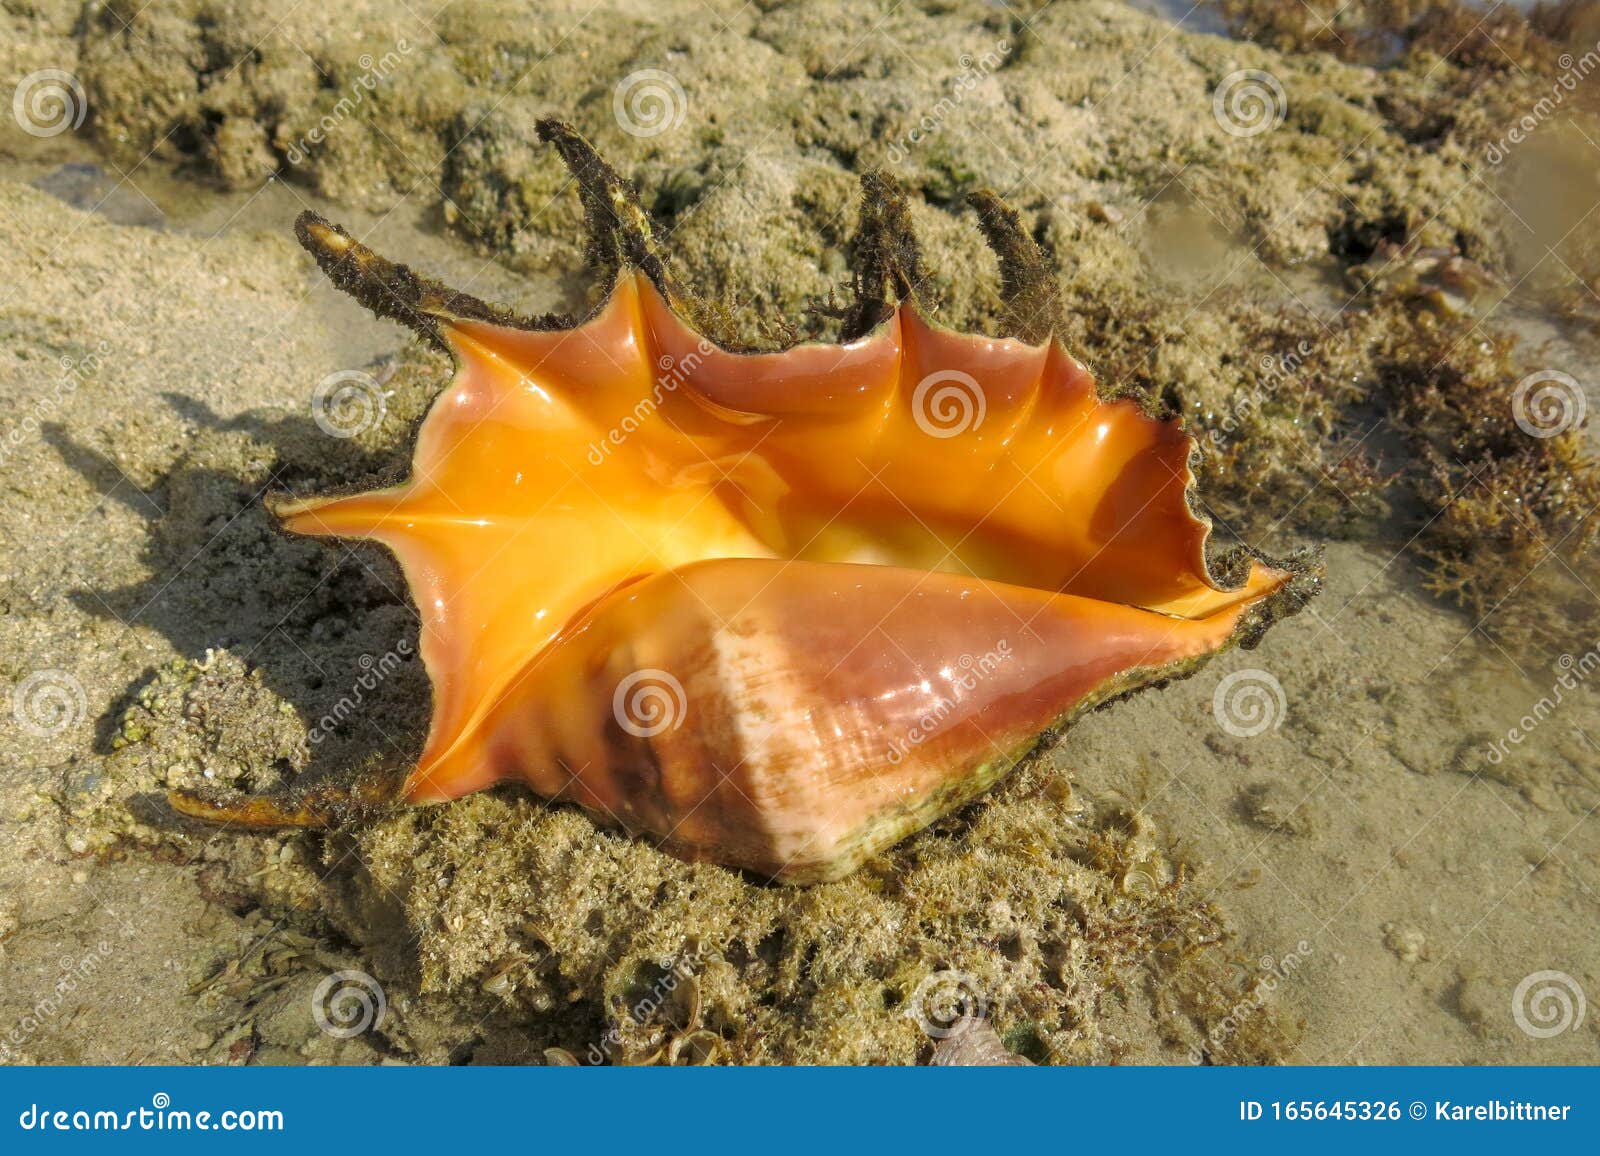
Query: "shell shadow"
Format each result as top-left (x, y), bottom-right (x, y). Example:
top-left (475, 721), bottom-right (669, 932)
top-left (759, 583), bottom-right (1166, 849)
top-left (47, 392), bottom-right (431, 791)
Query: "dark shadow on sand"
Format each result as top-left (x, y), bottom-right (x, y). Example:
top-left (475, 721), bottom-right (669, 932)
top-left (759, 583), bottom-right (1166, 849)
top-left (46, 385), bottom-right (432, 795)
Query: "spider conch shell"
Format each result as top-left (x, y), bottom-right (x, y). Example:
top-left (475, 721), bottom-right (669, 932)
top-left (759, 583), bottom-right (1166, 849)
top-left (171, 121), bottom-right (1319, 883)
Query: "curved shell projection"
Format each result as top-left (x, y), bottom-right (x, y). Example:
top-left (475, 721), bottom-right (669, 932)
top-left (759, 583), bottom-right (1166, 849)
top-left (171, 121), bottom-right (1319, 883)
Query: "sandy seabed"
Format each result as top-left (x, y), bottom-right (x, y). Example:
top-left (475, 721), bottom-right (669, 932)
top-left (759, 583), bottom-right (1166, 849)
top-left (0, 0), bottom-right (1596, 1065)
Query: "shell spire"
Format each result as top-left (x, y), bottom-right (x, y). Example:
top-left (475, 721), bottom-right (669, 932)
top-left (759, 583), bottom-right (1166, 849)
top-left (171, 121), bottom-right (1320, 883)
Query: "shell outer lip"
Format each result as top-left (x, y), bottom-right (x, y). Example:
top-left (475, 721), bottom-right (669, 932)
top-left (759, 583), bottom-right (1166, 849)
top-left (290, 121), bottom-right (1297, 603)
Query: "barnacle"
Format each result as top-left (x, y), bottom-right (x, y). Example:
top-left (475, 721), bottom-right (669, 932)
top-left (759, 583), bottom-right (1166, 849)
top-left (170, 121), bottom-right (1320, 883)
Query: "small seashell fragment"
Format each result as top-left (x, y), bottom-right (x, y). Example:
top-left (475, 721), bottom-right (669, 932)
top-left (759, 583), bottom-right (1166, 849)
top-left (930, 1020), bottom-right (1034, 1066)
